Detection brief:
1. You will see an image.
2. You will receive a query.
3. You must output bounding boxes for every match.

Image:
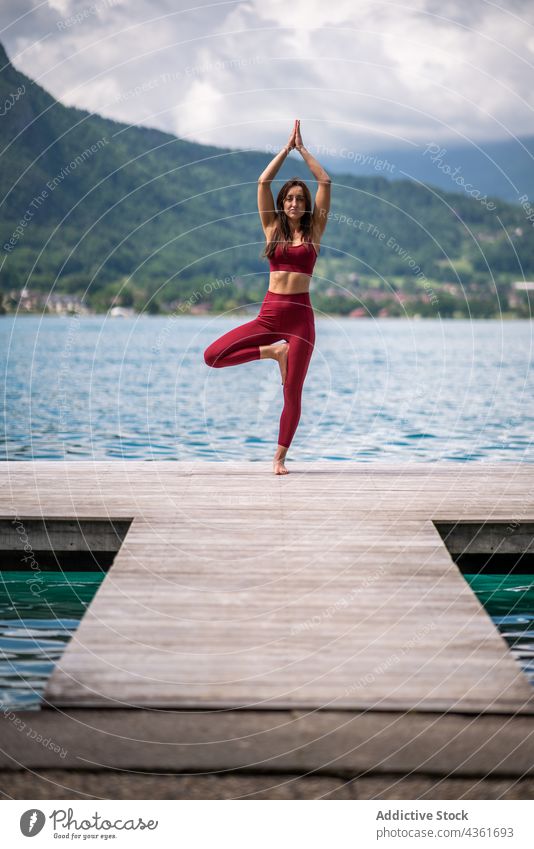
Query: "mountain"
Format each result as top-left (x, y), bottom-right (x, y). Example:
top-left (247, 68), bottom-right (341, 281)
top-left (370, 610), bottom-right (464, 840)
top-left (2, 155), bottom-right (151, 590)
top-left (0, 41), bottom-right (532, 316)
top-left (320, 135), bottom-right (534, 205)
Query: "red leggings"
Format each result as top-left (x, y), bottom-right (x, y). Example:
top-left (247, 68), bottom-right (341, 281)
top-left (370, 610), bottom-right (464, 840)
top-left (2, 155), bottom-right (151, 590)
top-left (204, 290), bottom-right (315, 449)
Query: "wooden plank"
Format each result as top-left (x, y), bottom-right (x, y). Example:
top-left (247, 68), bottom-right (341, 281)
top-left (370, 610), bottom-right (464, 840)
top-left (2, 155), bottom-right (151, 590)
top-left (2, 708), bottom-right (534, 776)
top-left (0, 462), bottom-right (533, 713)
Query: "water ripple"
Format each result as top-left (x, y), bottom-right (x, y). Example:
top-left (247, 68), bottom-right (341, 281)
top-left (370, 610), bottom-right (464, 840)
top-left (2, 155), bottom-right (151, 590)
top-left (0, 315), bottom-right (533, 461)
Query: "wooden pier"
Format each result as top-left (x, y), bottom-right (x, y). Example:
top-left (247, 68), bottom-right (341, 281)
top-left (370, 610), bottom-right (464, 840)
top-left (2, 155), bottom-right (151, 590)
top-left (1, 461), bottom-right (534, 793)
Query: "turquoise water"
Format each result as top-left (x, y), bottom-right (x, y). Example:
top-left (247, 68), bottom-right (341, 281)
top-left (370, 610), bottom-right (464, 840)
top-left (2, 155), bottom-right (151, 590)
top-left (0, 572), bottom-right (104, 710)
top-left (1, 315), bottom-right (533, 460)
top-left (464, 574), bottom-right (534, 685)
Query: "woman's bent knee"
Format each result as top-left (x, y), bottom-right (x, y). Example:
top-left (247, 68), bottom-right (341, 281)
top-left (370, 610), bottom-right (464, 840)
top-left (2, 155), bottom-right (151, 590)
top-left (204, 347), bottom-right (219, 367)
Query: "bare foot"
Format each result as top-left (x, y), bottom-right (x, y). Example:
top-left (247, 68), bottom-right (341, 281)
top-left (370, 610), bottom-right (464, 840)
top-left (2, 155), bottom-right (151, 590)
top-left (260, 341), bottom-right (289, 385)
top-left (273, 447), bottom-right (289, 475)
top-left (273, 342), bottom-right (289, 386)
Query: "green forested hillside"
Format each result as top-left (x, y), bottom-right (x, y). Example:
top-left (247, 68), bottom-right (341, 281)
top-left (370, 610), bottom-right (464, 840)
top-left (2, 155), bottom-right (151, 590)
top-left (1, 42), bottom-right (532, 316)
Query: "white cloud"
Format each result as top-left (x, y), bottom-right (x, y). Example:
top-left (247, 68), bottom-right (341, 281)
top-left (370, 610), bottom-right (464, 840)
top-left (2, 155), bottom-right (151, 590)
top-left (46, 0), bottom-right (72, 13)
top-left (174, 78), bottom-right (225, 140)
top-left (3, 0), bottom-right (534, 154)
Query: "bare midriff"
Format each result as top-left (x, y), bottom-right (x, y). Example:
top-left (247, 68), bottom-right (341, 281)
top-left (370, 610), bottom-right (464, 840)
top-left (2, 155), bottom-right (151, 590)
top-left (267, 238), bottom-right (319, 294)
top-left (268, 269), bottom-right (313, 295)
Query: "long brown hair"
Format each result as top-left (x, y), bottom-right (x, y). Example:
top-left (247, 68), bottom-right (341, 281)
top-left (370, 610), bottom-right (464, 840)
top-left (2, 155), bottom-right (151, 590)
top-left (260, 178), bottom-right (316, 260)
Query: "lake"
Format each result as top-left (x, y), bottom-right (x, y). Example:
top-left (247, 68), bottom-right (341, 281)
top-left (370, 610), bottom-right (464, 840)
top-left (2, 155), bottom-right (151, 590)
top-left (0, 315), bottom-right (532, 461)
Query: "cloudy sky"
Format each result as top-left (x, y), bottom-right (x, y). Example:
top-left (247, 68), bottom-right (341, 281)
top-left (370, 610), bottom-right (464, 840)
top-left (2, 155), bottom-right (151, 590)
top-left (1, 0), bottom-right (533, 156)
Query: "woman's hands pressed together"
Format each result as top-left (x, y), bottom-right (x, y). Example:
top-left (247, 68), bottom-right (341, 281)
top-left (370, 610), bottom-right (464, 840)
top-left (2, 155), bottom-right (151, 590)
top-left (285, 120), bottom-right (297, 153)
top-left (285, 119), bottom-right (305, 153)
top-left (294, 119), bottom-right (304, 151)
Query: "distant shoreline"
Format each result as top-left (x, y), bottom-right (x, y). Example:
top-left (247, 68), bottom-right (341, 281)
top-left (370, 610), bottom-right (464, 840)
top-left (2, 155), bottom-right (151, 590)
top-left (0, 311), bottom-right (528, 321)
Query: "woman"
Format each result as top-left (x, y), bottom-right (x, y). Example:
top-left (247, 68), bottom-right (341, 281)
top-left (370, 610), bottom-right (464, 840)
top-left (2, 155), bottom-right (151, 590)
top-left (204, 120), bottom-right (331, 475)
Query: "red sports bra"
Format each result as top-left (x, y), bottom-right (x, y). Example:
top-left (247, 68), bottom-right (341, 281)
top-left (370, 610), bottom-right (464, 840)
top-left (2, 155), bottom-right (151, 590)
top-left (268, 241), bottom-right (318, 276)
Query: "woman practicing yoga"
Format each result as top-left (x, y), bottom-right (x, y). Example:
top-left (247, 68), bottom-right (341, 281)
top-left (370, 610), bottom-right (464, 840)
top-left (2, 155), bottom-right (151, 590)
top-left (204, 120), bottom-right (331, 474)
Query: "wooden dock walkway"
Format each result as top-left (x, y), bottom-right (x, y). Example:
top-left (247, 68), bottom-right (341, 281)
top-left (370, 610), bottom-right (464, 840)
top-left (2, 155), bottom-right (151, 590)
top-left (2, 461), bottom-right (534, 716)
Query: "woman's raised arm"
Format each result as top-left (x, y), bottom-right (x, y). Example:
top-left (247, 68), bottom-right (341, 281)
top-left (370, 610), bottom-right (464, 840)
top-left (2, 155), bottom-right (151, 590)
top-left (257, 123), bottom-right (297, 233)
top-left (294, 120), bottom-right (331, 183)
top-left (258, 122), bottom-right (297, 183)
top-left (294, 120), bottom-right (331, 235)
